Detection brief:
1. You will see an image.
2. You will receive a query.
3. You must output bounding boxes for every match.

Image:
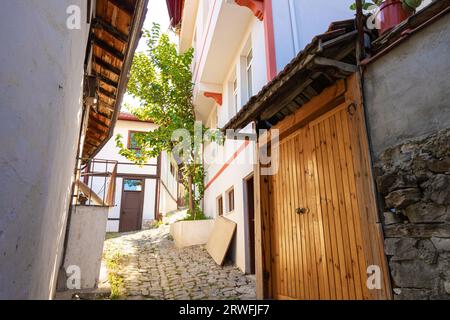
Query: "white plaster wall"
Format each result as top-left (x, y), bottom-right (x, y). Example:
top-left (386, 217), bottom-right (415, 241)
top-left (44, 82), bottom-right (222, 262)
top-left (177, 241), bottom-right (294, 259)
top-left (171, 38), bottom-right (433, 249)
top-left (272, 0), bottom-right (354, 72)
top-left (218, 18), bottom-right (266, 127)
top-left (143, 178), bottom-right (156, 223)
top-left (92, 120), bottom-right (159, 232)
top-left (0, 0), bottom-right (90, 299)
top-left (62, 205), bottom-right (109, 289)
top-left (94, 120), bottom-right (158, 175)
top-left (202, 18), bottom-right (265, 273)
top-left (159, 151), bottom-right (179, 215)
top-left (203, 122), bottom-right (255, 273)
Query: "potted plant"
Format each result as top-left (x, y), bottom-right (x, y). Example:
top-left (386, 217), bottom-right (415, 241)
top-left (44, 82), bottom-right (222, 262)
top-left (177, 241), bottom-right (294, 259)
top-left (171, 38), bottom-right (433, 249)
top-left (351, 0), bottom-right (424, 34)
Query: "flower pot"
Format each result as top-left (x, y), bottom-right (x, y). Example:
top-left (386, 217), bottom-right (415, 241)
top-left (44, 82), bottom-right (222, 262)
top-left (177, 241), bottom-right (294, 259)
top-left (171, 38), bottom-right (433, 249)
top-left (379, 0), bottom-right (412, 35)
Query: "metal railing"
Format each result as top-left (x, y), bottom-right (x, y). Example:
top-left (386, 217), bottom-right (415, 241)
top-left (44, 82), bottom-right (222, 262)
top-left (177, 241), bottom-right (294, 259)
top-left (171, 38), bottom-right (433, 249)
top-left (73, 158), bottom-right (118, 207)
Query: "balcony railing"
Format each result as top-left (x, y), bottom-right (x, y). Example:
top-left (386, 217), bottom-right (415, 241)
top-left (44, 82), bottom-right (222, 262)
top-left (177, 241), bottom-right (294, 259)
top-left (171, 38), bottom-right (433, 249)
top-left (73, 158), bottom-right (118, 207)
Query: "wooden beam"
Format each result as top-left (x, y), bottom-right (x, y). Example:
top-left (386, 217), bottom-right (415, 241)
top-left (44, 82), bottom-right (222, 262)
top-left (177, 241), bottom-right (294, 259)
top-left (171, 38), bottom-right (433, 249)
top-left (88, 115), bottom-right (110, 129)
top-left (314, 57), bottom-right (358, 74)
top-left (260, 74), bottom-right (315, 120)
top-left (93, 72), bottom-right (119, 88)
top-left (254, 127), bottom-right (273, 299)
top-left (98, 101), bottom-right (115, 111)
top-left (98, 87), bottom-right (117, 100)
top-left (93, 59), bottom-right (121, 76)
top-left (85, 139), bottom-right (100, 148)
top-left (87, 123), bottom-right (108, 135)
top-left (92, 36), bottom-right (125, 61)
top-left (91, 112), bottom-right (112, 125)
top-left (92, 17), bottom-right (129, 43)
top-left (107, 0), bottom-right (135, 16)
top-left (270, 79), bottom-right (346, 141)
top-left (75, 180), bottom-right (107, 206)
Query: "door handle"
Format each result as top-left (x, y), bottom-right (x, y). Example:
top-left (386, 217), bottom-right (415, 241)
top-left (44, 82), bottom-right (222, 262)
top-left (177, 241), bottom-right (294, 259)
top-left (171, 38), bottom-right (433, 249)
top-left (296, 207), bottom-right (308, 214)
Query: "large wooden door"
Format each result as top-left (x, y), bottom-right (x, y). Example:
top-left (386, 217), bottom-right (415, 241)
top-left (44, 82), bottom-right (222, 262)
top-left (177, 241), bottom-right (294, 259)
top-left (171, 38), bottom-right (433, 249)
top-left (269, 102), bottom-right (389, 300)
top-left (119, 178), bottom-right (145, 232)
top-left (246, 176), bottom-right (256, 274)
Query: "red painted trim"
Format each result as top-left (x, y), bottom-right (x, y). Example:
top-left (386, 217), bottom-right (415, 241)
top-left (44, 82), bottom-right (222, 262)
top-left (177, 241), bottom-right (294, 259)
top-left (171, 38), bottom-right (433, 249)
top-left (204, 92), bottom-right (223, 105)
top-left (205, 140), bottom-right (250, 190)
top-left (235, 0), bottom-right (264, 20)
top-left (118, 112), bottom-right (153, 123)
top-left (263, 0), bottom-right (277, 81)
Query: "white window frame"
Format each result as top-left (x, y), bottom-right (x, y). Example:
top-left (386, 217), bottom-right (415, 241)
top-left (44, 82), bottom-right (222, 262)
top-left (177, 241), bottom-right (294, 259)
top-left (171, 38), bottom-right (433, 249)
top-left (226, 187), bottom-right (235, 213)
top-left (233, 77), bottom-right (238, 115)
top-left (246, 48), bottom-right (253, 99)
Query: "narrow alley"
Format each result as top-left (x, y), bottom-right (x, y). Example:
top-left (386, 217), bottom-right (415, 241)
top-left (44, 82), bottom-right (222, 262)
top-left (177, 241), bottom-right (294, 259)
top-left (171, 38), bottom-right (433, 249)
top-left (101, 226), bottom-right (256, 300)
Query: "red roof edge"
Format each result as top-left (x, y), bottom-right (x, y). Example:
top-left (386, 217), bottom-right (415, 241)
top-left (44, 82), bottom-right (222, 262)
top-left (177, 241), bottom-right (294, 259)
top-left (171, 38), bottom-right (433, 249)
top-left (118, 112), bottom-right (154, 123)
top-left (166, 0), bottom-right (184, 28)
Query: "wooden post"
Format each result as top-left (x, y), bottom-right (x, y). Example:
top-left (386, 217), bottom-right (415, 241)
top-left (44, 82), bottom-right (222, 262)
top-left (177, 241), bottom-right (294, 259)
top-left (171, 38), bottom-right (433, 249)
top-left (254, 129), bottom-right (265, 299)
top-left (254, 122), bottom-right (273, 299)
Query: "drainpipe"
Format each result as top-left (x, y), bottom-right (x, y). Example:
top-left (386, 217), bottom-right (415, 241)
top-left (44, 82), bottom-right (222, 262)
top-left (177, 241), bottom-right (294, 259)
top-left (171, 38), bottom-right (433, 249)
top-left (355, 0), bottom-right (366, 62)
top-left (354, 1), bottom-right (395, 296)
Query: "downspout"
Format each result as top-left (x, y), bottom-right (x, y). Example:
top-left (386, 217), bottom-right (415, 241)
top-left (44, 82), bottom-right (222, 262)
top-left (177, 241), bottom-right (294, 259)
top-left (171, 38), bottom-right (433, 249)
top-left (355, 0), bottom-right (395, 298)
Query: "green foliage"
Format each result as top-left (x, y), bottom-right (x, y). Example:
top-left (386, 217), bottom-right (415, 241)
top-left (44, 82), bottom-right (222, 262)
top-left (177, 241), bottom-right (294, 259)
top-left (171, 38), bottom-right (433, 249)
top-left (116, 23), bottom-right (208, 217)
top-left (349, 0), bottom-right (383, 11)
top-left (152, 219), bottom-right (165, 228)
top-left (402, 0), bottom-right (423, 10)
top-left (182, 208), bottom-right (210, 221)
top-left (103, 251), bottom-right (127, 299)
top-left (349, 0), bottom-right (422, 11)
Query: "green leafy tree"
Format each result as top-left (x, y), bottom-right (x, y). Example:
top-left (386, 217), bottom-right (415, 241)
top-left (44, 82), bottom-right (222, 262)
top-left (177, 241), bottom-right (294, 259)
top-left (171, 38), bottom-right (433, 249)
top-left (116, 23), bottom-right (206, 218)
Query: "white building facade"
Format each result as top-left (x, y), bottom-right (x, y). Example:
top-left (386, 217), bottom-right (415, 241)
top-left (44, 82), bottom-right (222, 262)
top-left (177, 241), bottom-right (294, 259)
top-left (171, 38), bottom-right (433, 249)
top-left (174, 0), bottom-right (354, 273)
top-left (89, 113), bottom-right (159, 232)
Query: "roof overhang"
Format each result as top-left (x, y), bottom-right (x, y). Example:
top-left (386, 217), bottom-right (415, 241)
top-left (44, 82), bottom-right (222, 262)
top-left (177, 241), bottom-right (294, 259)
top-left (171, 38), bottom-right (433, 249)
top-left (82, 0), bottom-right (149, 159)
top-left (223, 19), bottom-right (358, 131)
top-left (192, 1), bottom-right (253, 122)
top-left (179, 0), bottom-right (199, 53)
top-left (118, 112), bottom-right (154, 123)
top-left (166, 0), bottom-right (185, 29)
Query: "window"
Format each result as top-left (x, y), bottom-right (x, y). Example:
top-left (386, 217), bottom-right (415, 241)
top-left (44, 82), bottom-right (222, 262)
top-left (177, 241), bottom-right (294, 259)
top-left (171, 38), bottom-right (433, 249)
top-left (170, 162), bottom-right (176, 176)
top-left (217, 195), bottom-right (224, 216)
top-left (128, 131), bottom-right (145, 152)
top-left (227, 188), bottom-right (235, 212)
top-left (233, 78), bottom-right (238, 113)
top-left (246, 49), bottom-right (253, 98)
top-left (123, 179), bottom-right (143, 192)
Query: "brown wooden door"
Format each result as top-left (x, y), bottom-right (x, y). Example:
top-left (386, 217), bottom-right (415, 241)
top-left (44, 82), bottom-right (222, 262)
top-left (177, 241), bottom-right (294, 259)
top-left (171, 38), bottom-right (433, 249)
top-left (269, 103), bottom-right (390, 300)
top-left (246, 176), bottom-right (256, 274)
top-left (119, 178), bottom-right (145, 232)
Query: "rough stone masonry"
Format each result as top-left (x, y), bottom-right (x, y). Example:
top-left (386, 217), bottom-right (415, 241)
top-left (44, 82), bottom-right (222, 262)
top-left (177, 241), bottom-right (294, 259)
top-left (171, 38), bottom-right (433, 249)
top-left (375, 128), bottom-right (450, 300)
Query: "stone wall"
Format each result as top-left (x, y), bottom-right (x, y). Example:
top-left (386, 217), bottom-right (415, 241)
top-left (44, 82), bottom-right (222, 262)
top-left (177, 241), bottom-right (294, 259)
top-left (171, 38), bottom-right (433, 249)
top-left (375, 128), bottom-right (450, 299)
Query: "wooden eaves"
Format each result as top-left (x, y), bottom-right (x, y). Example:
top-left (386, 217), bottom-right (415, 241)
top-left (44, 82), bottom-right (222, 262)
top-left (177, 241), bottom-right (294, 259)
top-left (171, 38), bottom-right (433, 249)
top-left (222, 19), bottom-right (359, 132)
top-left (82, 0), bottom-right (149, 160)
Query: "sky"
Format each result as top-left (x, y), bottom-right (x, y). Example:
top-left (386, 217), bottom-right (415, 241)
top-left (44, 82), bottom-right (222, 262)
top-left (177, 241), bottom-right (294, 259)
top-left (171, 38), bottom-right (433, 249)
top-left (122, 0), bottom-right (176, 111)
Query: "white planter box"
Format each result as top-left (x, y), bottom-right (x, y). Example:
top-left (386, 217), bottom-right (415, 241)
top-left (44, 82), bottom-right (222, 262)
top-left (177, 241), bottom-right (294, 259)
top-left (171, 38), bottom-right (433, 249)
top-left (170, 220), bottom-right (215, 248)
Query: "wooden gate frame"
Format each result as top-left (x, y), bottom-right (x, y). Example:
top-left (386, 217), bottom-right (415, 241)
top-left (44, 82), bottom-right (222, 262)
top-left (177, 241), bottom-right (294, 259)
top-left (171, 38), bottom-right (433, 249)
top-left (253, 74), bottom-right (392, 300)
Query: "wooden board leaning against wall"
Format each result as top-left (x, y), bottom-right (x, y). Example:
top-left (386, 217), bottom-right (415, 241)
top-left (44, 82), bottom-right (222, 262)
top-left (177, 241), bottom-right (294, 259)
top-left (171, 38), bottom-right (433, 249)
top-left (254, 74), bottom-right (392, 300)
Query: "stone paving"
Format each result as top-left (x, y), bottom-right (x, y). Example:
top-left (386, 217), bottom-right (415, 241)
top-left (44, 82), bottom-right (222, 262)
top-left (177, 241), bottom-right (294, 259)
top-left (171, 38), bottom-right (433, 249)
top-left (102, 225), bottom-right (256, 300)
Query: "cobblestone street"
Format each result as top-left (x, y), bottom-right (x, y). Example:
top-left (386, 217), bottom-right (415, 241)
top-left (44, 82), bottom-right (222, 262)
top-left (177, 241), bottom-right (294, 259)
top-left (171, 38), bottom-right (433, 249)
top-left (102, 226), bottom-right (256, 300)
